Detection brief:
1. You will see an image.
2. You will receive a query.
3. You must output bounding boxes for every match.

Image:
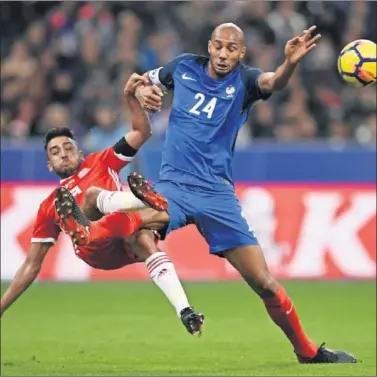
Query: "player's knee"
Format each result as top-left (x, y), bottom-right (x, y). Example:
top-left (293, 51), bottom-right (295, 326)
top-left (124, 229), bottom-right (158, 261)
top-left (246, 272), bottom-right (278, 298)
top-left (84, 186), bottom-right (102, 209)
top-left (239, 271), bottom-right (277, 297)
top-left (82, 186), bottom-right (103, 220)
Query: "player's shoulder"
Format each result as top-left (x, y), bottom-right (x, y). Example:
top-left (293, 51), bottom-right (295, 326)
top-left (239, 64), bottom-right (264, 82)
top-left (239, 64), bottom-right (271, 101)
top-left (37, 189), bottom-right (57, 216)
top-left (83, 148), bottom-right (110, 166)
top-left (173, 53), bottom-right (208, 67)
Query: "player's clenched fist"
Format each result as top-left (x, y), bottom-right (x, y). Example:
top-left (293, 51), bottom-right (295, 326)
top-left (124, 73), bottom-right (150, 96)
top-left (135, 85), bottom-right (164, 113)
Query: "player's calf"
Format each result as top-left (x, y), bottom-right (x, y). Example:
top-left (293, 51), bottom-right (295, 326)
top-left (223, 245), bottom-right (357, 363)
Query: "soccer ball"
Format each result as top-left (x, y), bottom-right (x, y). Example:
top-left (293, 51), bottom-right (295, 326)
top-left (337, 39), bottom-right (376, 87)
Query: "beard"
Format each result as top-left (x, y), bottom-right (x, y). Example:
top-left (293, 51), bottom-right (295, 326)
top-left (55, 162), bottom-right (81, 179)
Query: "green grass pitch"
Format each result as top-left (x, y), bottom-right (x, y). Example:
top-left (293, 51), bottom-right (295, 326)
top-left (1, 281), bottom-right (376, 376)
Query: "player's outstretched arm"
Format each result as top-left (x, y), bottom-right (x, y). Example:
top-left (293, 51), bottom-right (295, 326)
top-left (0, 242), bottom-right (51, 317)
top-left (258, 25), bottom-right (321, 93)
top-left (123, 73), bottom-right (158, 149)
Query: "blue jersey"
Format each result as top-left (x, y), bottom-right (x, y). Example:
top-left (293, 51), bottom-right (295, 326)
top-left (150, 54), bottom-right (271, 190)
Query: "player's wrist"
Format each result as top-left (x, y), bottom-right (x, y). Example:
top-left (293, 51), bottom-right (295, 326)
top-left (283, 57), bottom-right (298, 69)
top-left (134, 85), bottom-right (146, 98)
top-left (124, 83), bottom-right (142, 97)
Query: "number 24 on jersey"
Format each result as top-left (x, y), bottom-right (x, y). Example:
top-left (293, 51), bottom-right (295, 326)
top-left (189, 93), bottom-right (217, 119)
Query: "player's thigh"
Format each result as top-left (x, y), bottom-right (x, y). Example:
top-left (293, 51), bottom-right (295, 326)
top-left (195, 193), bottom-right (259, 255)
top-left (153, 181), bottom-right (189, 236)
top-left (78, 239), bottom-right (138, 270)
top-left (222, 244), bottom-right (278, 295)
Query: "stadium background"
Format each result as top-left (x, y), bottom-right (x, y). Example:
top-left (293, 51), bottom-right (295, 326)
top-left (1, 0), bottom-right (376, 282)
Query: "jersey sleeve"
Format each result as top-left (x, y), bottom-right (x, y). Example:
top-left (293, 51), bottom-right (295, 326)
top-left (31, 202), bottom-right (60, 244)
top-left (148, 53), bottom-right (197, 90)
top-left (242, 67), bottom-right (272, 101)
top-left (88, 143), bottom-right (135, 173)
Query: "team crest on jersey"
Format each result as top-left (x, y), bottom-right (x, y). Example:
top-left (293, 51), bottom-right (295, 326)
top-left (226, 85), bottom-right (235, 98)
top-left (78, 168), bottom-right (91, 179)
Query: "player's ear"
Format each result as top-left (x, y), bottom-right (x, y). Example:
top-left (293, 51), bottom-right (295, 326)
top-left (47, 160), bottom-right (53, 172)
top-left (79, 150), bottom-right (84, 161)
top-left (240, 46), bottom-right (246, 60)
top-left (208, 40), bottom-right (212, 54)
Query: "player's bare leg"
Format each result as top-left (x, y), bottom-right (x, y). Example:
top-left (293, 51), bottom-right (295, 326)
top-left (223, 245), bottom-right (357, 363)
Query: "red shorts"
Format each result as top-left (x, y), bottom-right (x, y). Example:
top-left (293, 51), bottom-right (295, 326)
top-left (76, 238), bottom-right (138, 270)
top-left (75, 230), bottom-right (160, 270)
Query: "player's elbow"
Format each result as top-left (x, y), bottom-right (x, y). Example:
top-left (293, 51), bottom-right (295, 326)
top-left (269, 78), bottom-right (285, 92)
top-left (260, 77), bottom-right (277, 92)
top-left (258, 72), bottom-right (279, 93)
top-left (140, 128), bottom-right (153, 142)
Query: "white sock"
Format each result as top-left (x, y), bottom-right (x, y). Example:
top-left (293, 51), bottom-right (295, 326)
top-left (97, 190), bottom-right (146, 214)
top-left (145, 252), bottom-right (190, 316)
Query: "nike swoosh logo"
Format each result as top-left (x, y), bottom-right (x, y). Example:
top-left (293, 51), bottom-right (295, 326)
top-left (182, 73), bottom-right (196, 81)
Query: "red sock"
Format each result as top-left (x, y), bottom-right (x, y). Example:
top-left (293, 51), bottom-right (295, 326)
top-left (90, 212), bottom-right (142, 241)
top-left (263, 284), bottom-right (318, 358)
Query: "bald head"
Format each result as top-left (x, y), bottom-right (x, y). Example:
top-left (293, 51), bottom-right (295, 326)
top-left (211, 23), bottom-right (245, 46)
top-left (207, 22), bottom-right (246, 79)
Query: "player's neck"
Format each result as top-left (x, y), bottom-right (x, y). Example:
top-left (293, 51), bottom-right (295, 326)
top-left (58, 164), bottom-right (82, 183)
top-left (207, 64), bottom-right (225, 80)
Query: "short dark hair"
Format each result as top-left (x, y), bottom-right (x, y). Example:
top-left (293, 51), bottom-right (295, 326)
top-left (44, 127), bottom-right (75, 151)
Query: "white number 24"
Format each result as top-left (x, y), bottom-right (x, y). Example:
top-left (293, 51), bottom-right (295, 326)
top-left (189, 93), bottom-right (217, 119)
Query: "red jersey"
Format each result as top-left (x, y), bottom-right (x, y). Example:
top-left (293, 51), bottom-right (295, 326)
top-left (31, 146), bottom-right (138, 270)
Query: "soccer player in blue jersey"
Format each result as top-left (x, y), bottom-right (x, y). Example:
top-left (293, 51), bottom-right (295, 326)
top-left (90, 23), bottom-right (357, 363)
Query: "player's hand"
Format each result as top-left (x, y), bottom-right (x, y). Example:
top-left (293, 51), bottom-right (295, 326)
top-left (285, 25), bottom-right (321, 65)
top-left (124, 73), bottom-right (150, 96)
top-left (135, 85), bottom-right (164, 113)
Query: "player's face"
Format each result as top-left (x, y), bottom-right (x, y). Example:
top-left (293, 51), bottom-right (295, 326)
top-left (208, 31), bottom-right (246, 78)
top-left (46, 136), bottom-right (83, 179)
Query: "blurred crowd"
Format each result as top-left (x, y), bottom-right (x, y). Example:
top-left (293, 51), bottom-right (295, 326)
top-left (1, 1), bottom-right (376, 151)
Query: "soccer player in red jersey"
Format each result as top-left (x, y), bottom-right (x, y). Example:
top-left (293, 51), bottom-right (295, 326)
top-left (0, 74), bottom-right (204, 335)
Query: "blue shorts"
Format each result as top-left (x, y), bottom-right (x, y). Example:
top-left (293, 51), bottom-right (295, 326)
top-left (154, 181), bottom-right (259, 255)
